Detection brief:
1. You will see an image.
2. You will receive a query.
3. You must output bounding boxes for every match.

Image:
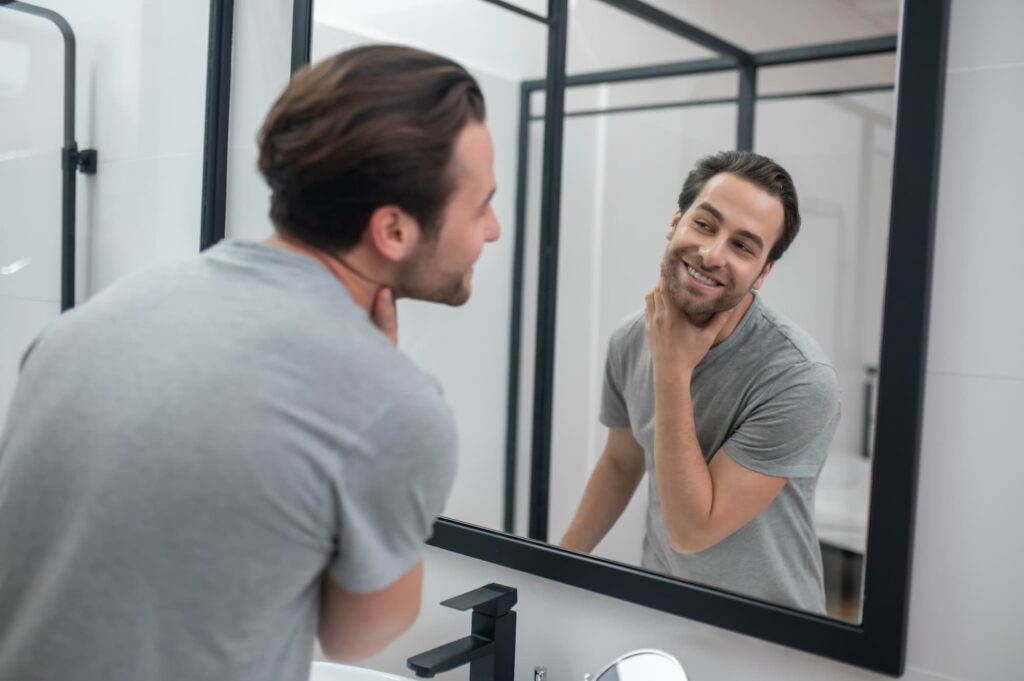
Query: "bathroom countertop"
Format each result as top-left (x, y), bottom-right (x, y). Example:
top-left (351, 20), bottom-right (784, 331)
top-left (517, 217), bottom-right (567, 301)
top-left (815, 451), bottom-right (871, 555)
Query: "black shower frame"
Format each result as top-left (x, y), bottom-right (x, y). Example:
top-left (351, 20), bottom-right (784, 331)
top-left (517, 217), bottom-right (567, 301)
top-left (0, 1), bottom-right (97, 311)
top-left (247, 0), bottom-right (945, 675)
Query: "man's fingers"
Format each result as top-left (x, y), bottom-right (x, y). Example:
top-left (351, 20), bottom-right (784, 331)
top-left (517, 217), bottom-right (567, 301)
top-left (371, 287), bottom-right (398, 346)
top-left (707, 307), bottom-right (733, 335)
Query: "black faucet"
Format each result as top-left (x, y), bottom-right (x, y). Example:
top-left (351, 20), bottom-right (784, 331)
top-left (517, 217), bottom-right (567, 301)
top-left (406, 583), bottom-right (517, 681)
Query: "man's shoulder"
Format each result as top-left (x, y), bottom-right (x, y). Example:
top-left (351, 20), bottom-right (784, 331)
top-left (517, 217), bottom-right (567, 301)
top-left (608, 308), bottom-right (646, 350)
top-left (748, 297), bottom-right (834, 370)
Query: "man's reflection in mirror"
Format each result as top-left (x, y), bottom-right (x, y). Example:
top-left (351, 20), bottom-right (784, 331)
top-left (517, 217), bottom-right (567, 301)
top-left (560, 151), bottom-right (840, 613)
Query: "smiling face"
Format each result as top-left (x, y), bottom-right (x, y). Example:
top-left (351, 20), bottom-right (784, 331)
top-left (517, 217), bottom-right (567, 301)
top-left (661, 173), bottom-right (785, 322)
top-left (395, 122), bottom-right (501, 306)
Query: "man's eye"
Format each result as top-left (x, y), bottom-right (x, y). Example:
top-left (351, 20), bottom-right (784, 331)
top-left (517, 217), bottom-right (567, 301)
top-left (695, 221), bottom-right (711, 232)
top-left (735, 241), bottom-right (752, 254)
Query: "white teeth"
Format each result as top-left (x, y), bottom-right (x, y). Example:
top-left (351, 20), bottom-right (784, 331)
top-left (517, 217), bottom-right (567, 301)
top-left (686, 265), bottom-right (719, 286)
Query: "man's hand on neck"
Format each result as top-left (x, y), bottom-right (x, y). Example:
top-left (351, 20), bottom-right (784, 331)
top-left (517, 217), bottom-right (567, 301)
top-left (685, 291), bottom-right (754, 348)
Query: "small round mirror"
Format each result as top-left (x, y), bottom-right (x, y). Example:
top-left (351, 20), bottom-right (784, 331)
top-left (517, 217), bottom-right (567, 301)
top-left (593, 649), bottom-right (687, 681)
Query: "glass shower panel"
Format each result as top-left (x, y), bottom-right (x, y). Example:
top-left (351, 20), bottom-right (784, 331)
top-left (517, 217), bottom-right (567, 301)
top-left (0, 9), bottom-right (63, 426)
top-left (0, 1), bottom-right (211, 430)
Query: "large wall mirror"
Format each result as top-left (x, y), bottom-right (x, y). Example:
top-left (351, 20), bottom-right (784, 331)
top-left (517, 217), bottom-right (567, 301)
top-left (277, 0), bottom-right (947, 675)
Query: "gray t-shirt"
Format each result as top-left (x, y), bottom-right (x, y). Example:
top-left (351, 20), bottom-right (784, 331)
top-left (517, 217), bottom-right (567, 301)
top-left (0, 240), bottom-right (457, 681)
top-left (601, 293), bottom-right (840, 613)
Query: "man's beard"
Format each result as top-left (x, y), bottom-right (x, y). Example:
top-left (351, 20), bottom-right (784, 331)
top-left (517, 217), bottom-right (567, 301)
top-left (660, 249), bottom-right (750, 321)
top-left (392, 246), bottom-right (472, 307)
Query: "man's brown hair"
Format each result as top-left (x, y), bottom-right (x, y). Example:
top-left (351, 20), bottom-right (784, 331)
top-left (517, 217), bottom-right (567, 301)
top-left (258, 45), bottom-right (486, 252)
top-left (677, 150), bottom-right (800, 262)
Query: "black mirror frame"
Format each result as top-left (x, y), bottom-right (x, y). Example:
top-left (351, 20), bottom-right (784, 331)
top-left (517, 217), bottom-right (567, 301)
top-left (252, 0), bottom-right (948, 675)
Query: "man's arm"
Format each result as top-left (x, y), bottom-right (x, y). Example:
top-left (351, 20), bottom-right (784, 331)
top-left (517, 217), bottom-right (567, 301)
top-left (645, 284), bottom-right (788, 554)
top-left (653, 376), bottom-right (787, 553)
top-left (318, 560), bottom-right (423, 662)
top-left (560, 427), bottom-right (646, 553)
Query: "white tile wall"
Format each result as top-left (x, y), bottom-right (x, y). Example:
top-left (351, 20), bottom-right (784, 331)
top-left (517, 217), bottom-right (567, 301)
top-left (909, 373), bottom-right (1024, 680)
top-left (946, 0), bottom-right (1024, 71)
top-left (926, 64), bottom-right (1024, 381)
top-left (0, 297), bottom-right (59, 422)
top-left (0, 151), bottom-right (63, 302)
top-left (86, 153), bottom-right (204, 293)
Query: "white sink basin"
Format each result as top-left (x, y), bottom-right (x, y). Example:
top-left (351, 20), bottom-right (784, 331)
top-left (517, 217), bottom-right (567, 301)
top-left (310, 661), bottom-right (417, 681)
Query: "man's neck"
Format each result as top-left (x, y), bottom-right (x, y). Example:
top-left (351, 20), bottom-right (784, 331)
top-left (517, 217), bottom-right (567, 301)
top-left (688, 291), bottom-right (754, 348)
top-left (264, 233), bottom-right (380, 313)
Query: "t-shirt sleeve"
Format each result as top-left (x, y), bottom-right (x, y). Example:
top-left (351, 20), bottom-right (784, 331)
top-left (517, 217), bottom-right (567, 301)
top-left (720, 362), bottom-right (840, 478)
top-left (599, 331), bottom-right (631, 428)
top-left (327, 388), bottom-right (457, 593)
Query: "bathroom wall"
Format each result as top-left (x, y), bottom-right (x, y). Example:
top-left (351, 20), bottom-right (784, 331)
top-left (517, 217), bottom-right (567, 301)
top-left (351, 1), bottom-right (1024, 679)
top-left (0, 0), bottom-right (209, 426)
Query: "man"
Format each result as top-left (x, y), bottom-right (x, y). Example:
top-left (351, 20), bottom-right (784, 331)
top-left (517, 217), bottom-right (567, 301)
top-left (560, 151), bottom-right (839, 613)
top-left (0, 45), bottom-right (499, 680)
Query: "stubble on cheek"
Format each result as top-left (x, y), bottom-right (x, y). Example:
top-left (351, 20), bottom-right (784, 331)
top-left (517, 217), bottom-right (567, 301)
top-left (660, 252), bottom-right (689, 308)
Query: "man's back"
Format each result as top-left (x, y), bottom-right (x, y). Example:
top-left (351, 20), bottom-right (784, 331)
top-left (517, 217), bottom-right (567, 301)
top-left (0, 241), bottom-right (457, 681)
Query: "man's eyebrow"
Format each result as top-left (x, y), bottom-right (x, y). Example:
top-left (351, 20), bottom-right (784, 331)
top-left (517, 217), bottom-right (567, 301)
top-left (735, 229), bottom-right (764, 251)
top-left (695, 201), bottom-right (724, 222)
top-left (696, 201), bottom-right (764, 250)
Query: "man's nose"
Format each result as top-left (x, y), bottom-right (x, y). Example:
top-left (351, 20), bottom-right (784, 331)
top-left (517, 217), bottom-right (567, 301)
top-left (486, 212), bottom-right (501, 243)
top-left (699, 238), bottom-right (726, 268)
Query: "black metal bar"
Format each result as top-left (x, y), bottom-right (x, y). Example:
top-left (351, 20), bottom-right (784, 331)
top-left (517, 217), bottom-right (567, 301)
top-left (760, 83), bottom-right (894, 102)
top-left (291, 0), bottom-right (312, 73)
top-left (429, 518), bottom-right (870, 665)
top-left (529, 83), bottom-right (894, 121)
top-left (60, 144), bottom-right (76, 310)
top-left (540, 95), bottom-right (738, 120)
top-left (523, 56), bottom-right (736, 92)
top-left (200, 0), bottom-right (233, 250)
top-left (2, 1), bottom-right (79, 311)
top-left (503, 82), bottom-right (533, 535)
top-left (527, 0), bottom-right (568, 542)
top-left (736, 63), bottom-right (756, 150)
top-left (478, 0), bottom-right (549, 24)
top-left (755, 34), bottom-right (898, 67)
top-left (860, 0), bottom-right (949, 673)
top-left (861, 367), bottom-right (878, 460)
top-left (521, 33), bottom-right (897, 96)
top-left (596, 0), bottom-right (750, 63)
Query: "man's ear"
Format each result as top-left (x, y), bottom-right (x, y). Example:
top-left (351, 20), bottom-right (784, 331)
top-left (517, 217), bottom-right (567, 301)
top-left (752, 259), bottom-right (775, 290)
top-left (666, 209), bottom-right (683, 240)
top-left (365, 204), bottom-right (421, 263)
